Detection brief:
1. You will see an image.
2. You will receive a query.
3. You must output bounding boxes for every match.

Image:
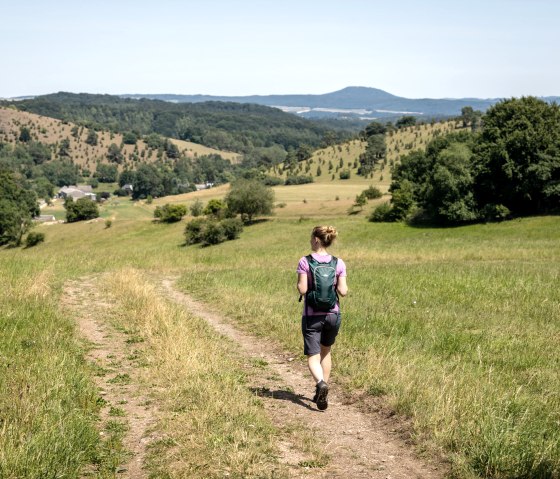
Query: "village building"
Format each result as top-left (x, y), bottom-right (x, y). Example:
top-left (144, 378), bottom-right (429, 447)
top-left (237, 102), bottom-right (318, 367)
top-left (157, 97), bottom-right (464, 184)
top-left (57, 185), bottom-right (97, 202)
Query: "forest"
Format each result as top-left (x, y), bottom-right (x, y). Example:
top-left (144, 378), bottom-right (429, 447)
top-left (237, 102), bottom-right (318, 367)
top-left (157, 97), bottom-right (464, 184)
top-left (3, 92), bottom-right (354, 154)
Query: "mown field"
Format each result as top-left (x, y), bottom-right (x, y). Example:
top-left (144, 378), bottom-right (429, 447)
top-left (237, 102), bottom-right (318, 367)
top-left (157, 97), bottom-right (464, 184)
top-left (1, 193), bottom-right (558, 478)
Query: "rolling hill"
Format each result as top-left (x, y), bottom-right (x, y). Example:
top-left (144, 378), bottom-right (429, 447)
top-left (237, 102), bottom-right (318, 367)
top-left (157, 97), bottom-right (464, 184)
top-left (0, 107), bottom-right (240, 175)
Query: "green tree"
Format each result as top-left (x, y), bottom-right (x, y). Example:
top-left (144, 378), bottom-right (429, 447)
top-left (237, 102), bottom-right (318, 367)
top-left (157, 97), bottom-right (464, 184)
top-left (353, 192), bottom-right (367, 210)
top-left (28, 141), bottom-right (52, 165)
top-left (190, 199), bottom-right (204, 217)
top-left (0, 170), bottom-right (39, 245)
top-left (132, 164), bottom-right (163, 199)
top-left (203, 198), bottom-right (227, 219)
top-left (107, 143), bottom-right (123, 164)
top-left (164, 140), bottom-right (180, 159)
top-left (122, 131), bottom-right (137, 145)
top-left (41, 159), bottom-right (79, 187)
top-left (154, 204), bottom-right (187, 223)
top-left (58, 138), bottom-right (71, 157)
top-left (118, 169), bottom-right (136, 187)
top-left (474, 97), bottom-right (560, 215)
top-left (85, 129), bottom-right (98, 146)
top-left (64, 197), bottom-right (99, 223)
top-left (95, 164), bottom-right (118, 183)
top-left (19, 126), bottom-right (31, 143)
top-left (424, 142), bottom-right (477, 223)
top-left (396, 116), bottom-right (416, 128)
top-left (225, 180), bottom-right (274, 223)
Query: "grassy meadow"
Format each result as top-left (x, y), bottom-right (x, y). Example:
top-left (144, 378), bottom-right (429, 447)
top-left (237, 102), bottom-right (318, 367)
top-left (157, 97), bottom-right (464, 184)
top-left (1, 194), bottom-right (559, 478)
top-left (0, 120), bottom-right (557, 478)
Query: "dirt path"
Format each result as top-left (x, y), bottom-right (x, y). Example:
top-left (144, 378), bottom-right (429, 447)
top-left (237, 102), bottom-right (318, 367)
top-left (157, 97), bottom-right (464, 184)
top-left (62, 275), bottom-right (446, 478)
top-left (62, 277), bottom-right (156, 478)
top-left (161, 278), bottom-right (447, 479)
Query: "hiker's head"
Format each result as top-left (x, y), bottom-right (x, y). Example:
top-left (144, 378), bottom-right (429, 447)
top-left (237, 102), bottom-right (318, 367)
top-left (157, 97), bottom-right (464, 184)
top-left (311, 225), bottom-right (338, 248)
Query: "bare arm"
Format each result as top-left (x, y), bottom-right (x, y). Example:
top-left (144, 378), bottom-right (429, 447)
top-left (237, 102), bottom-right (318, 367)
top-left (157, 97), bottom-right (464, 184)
top-left (297, 273), bottom-right (308, 295)
top-left (336, 276), bottom-right (348, 297)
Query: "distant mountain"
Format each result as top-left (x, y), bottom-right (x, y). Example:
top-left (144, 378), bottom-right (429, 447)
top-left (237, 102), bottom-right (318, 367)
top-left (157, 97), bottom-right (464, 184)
top-left (121, 87), bottom-right (560, 120)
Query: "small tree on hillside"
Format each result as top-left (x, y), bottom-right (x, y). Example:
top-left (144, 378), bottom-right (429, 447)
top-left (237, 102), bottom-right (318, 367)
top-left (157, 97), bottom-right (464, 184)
top-left (85, 129), bottom-right (98, 146)
top-left (225, 179), bottom-right (274, 223)
top-left (64, 197), bottom-right (99, 223)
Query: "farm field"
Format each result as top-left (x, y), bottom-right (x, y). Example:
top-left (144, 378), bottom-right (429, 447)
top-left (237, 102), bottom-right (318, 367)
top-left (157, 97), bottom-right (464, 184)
top-left (1, 203), bottom-right (559, 477)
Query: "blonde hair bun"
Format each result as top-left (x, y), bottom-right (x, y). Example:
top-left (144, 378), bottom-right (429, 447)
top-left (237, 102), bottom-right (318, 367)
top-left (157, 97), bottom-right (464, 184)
top-left (312, 225), bottom-right (338, 248)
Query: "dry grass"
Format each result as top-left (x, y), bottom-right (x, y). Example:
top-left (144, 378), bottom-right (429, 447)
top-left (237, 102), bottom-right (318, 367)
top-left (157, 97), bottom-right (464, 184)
top-left (102, 269), bottom-right (286, 478)
top-left (0, 107), bottom-right (240, 173)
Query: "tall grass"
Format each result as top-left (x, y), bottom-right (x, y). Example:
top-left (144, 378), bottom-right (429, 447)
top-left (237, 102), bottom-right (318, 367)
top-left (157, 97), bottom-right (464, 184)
top-left (0, 259), bottom-right (99, 478)
top-left (177, 216), bottom-right (560, 479)
top-left (2, 204), bottom-right (559, 478)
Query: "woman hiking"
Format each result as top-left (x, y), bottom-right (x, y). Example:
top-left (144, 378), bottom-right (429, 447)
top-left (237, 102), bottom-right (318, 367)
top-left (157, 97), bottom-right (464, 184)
top-left (297, 225), bottom-right (348, 410)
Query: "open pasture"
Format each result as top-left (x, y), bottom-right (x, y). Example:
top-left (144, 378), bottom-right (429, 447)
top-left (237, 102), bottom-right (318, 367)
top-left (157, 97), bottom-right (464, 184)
top-left (2, 211), bottom-right (558, 478)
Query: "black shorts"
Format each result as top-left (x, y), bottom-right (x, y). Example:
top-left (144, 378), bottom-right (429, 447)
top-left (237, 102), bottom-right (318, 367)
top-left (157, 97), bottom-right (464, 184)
top-left (301, 312), bottom-right (341, 356)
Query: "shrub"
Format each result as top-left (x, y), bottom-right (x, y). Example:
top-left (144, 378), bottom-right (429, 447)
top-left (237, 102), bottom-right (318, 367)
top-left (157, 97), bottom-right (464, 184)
top-left (203, 199), bottom-right (227, 219)
top-left (339, 169), bottom-right (351, 180)
top-left (285, 175), bottom-right (314, 185)
top-left (363, 185), bottom-right (382, 199)
top-left (25, 231), bottom-right (45, 247)
top-left (261, 176), bottom-right (283, 186)
top-left (201, 221), bottom-right (226, 246)
top-left (122, 131), bottom-right (137, 145)
top-left (369, 203), bottom-right (393, 222)
top-left (220, 218), bottom-right (244, 240)
top-left (184, 218), bottom-right (208, 245)
top-left (65, 198), bottom-right (99, 223)
top-left (184, 217), bottom-right (243, 246)
top-left (190, 199), bottom-right (204, 217)
top-left (154, 204), bottom-right (187, 223)
top-left (105, 219), bottom-right (112, 228)
top-left (480, 203), bottom-right (511, 222)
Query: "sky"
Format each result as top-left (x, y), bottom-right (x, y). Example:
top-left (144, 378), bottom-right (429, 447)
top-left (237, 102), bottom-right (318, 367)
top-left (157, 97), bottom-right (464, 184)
top-left (1, 0), bottom-right (559, 99)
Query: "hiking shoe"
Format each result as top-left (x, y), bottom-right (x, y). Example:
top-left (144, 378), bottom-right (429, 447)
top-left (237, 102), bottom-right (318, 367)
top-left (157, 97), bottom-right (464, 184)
top-left (315, 380), bottom-right (329, 410)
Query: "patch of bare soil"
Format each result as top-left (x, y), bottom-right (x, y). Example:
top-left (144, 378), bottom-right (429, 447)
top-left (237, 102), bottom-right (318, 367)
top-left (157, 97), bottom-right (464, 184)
top-left (61, 276), bottom-right (156, 478)
top-left (161, 278), bottom-right (448, 479)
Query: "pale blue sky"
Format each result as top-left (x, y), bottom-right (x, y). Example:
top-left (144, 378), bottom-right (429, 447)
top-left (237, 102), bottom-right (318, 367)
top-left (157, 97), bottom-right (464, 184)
top-left (2, 0), bottom-right (559, 99)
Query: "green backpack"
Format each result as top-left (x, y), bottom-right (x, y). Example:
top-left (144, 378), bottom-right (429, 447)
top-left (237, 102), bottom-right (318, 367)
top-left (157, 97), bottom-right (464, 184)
top-left (305, 255), bottom-right (338, 312)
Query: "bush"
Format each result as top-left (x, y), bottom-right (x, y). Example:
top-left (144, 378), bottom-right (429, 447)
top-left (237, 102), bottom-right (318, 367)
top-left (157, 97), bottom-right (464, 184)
top-left (184, 217), bottom-right (243, 246)
top-left (261, 175), bottom-right (284, 186)
top-left (154, 204), bottom-right (187, 223)
top-left (369, 203), bottom-right (393, 222)
top-left (25, 231), bottom-right (45, 247)
top-left (221, 218), bottom-right (244, 240)
top-left (201, 221), bottom-right (225, 246)
top-left (184, 218), bottom-right (207, 245)
top-left (363, 185), bottom-right (382, 199)
top-left (480, 203), bottom-right (511, 222)
top-left (190, 199), bottom-right (204, 217)
top-left (65, 198), bottom-right (99, 223)
top-left (122, 131), bottom-right (137, 145)
top-left (285, 175), bottom-right (314, 185)
top-left (339, 169), bottom-right (351, 180)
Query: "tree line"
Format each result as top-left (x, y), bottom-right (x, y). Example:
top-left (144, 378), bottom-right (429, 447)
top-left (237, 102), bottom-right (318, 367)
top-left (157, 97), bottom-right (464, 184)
top-left (371, 97), bottom-right (560, 224)
top-left (5, 92), bottom-right (352, 156)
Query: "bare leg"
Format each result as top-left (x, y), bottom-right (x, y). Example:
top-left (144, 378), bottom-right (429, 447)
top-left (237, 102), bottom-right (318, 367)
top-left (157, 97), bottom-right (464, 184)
top-left (320, 345), bottom-right (332, 383)
top-left (307, 344), bottom-right (332, 384)
top-left (307, 354), bottom-right (324, 383)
